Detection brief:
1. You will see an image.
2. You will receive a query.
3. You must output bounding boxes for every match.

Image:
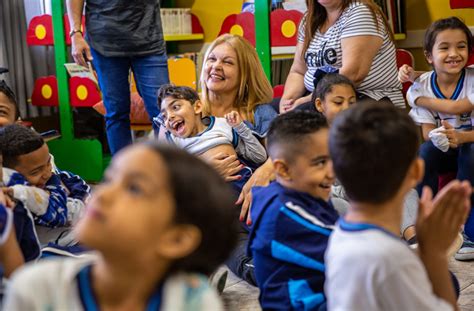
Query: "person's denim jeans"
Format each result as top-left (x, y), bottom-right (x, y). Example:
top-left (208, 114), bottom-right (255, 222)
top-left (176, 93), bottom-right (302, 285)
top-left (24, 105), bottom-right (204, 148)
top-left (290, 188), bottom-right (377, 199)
top-left (417, 141), bottom-right (474, 240)
top-left (91, 48), bottom-right (169, 154)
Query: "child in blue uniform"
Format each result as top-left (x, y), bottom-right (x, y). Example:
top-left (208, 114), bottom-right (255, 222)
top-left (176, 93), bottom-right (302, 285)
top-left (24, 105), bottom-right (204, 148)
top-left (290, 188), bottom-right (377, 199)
top-left (5, 143), bottom-right (238, 310)
top-left (0, 124), bottom-right (90, 246)
top-left (405, 17), bottom-right (474, 259)
top-left (248, 110), bottom-right (337, 310)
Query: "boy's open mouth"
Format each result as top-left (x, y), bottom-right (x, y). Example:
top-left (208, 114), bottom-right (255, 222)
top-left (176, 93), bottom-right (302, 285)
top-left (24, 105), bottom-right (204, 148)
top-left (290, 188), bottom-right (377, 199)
top-left (171, 120), bottom-right (186, 136)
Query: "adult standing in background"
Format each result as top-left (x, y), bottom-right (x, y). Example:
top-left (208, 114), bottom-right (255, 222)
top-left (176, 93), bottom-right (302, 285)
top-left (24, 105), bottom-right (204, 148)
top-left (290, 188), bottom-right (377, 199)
top-left (67, 0), bottom-right (169, 155)
top-left (280, 0), bottom-right (404, 112)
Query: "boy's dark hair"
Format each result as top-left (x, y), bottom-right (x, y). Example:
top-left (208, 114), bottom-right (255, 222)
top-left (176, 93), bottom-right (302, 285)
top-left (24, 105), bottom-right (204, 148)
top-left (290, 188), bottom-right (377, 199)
top-left (0, 80), bottom-right (20, 120)
top-left (157, 84), bottom-right (200, 109)
top-left (0, 124), bottom-right (44, 168)
top-left (311, 73), bottom-right (356, 103)
top-left (329, 101), bottom-right (419, 204)
top-left (424, 17), bottom-right (473, 57)
top-left (145, 143), bottom-right (238, 275)
top-left (267, 110), bottom-right (328, 162)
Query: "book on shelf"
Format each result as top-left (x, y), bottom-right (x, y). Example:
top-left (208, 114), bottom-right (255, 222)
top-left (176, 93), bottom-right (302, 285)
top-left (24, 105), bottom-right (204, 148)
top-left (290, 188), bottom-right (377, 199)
top-left (374, 0), bottom-right (405, 35)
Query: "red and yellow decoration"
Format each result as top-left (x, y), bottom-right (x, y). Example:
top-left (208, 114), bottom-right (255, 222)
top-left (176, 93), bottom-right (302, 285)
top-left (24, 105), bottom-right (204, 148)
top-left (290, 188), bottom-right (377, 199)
top-left (69, 77), bottom-right (101, 107)
top-left (27, 15), bottom-right (54, 46)
top-left (31, 76), bottom-right (59, 107)
top-left (219, 9), bottom-right (303, 47)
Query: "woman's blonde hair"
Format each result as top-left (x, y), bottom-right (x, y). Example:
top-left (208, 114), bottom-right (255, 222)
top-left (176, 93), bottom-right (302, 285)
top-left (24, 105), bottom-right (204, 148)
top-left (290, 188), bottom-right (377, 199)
top-left (302, 0), bottom-right (394, 55)
top-left (200, 34), bottom-right (273, 123)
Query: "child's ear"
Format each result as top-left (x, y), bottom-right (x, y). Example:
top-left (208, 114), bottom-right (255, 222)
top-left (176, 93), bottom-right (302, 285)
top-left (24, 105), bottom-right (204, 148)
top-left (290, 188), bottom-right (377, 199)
top-left (408, 157), bottom-right (424, 187)
top-left (273, 159), bottom-right (292, 181)
top-left (155, 225), bottom-right (201, 260)
top-left (315, 98), bottom-right (324, 113)
top-left (194, 100), bottom-right (203, 114)
top-left (424, 50), bottom-right (433, 65)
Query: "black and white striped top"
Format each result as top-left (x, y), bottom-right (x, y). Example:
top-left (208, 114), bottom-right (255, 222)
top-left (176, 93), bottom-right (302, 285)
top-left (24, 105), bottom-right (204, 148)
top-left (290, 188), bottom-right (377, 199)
top-left (298, 2), bottom-right (405, 108)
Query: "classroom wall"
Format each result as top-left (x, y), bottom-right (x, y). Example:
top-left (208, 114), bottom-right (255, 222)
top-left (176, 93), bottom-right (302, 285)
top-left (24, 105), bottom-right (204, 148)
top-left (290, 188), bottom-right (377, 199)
top-left (176, 0), bottom-right (243, 42)
top-left (402, 0), bottom-right (474, 70)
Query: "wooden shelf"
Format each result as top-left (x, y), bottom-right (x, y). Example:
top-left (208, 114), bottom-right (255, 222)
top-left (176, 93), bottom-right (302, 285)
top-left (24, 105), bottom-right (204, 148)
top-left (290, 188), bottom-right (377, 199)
top-left (164, 33), bottom-right (204, 41)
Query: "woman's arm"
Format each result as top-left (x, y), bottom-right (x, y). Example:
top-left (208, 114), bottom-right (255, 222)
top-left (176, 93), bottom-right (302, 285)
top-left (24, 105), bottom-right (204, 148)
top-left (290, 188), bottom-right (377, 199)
top-left (280, 42), bottom-right (308, 113)
top-left (339, 35), bottom-right (383, 86)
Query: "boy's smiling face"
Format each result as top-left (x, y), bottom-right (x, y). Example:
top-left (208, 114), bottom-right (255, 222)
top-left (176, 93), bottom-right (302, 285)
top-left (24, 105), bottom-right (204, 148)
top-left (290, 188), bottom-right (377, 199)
top-left (279, 129), bottom-right (335, 201)
top-left (13, 143), bottom-right (52, 189)
top-left (160, 97), bottom-right (204, 138)
top-left (0, 93), bottom-right (17, 127)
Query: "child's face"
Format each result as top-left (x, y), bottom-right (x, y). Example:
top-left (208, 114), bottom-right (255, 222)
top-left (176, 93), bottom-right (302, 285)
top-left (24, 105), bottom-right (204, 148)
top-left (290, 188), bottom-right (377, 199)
top-left (426, 29), bottom-right (469, 76)
top-left (75, 146), bottom-right (197, 259)
top-left (160, 97), bottom-right (203, 138)
top-left (315, 84), bottom-right (356, 124)
top-left (0, 93), bottom-right (16, 127)
top-left (13, 143), bottom-right (52, 189)
top-left (285, 129), bottom-right (335, 200)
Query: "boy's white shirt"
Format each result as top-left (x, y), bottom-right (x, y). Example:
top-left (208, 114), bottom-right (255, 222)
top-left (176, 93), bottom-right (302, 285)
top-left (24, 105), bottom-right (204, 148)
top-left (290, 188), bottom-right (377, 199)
top-left (325, 226), bottom-right (453, 311)
top-left (4, 257), bottom-right (223, 311)
top-left (407, 67), bottom-right (474, 130)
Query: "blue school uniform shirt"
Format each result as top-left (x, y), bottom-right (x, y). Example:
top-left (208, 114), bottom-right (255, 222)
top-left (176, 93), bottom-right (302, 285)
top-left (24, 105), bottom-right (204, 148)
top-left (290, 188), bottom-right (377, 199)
top-left (248, 181), bottom-right (339, 310)
top-left (3, 170), bottom-right (41, 261)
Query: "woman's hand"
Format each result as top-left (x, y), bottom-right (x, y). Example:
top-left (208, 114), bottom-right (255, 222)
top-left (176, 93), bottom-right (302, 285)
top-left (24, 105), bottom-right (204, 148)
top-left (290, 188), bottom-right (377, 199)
top-left (207, 152), bottom-right (243, 182)
top-left (236, 159), bottom-right (274, 225)
top-left (398, 64), bottom-right (416, 83)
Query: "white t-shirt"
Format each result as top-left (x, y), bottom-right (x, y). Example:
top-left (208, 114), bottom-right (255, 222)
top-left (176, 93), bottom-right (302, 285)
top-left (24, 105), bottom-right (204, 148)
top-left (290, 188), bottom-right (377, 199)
top-left (325, 220), bottom-right (453, 311)
top-left (298, 2), bottom-right (404, 108)
top-left (408, 67), bottom-right (474, 131)
top-left (4, 258), bottom-right (222, 311)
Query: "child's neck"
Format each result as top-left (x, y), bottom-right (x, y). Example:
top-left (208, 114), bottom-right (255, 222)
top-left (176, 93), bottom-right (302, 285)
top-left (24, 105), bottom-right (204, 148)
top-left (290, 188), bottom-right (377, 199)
top-left (91, 254), bottom-right (169, 309)
top-left (435, 70), bottom-right (463, 98)
top-left (345, 193), bottom-right (405, 236)
top-left (193, 116), bottom-right (207, 136)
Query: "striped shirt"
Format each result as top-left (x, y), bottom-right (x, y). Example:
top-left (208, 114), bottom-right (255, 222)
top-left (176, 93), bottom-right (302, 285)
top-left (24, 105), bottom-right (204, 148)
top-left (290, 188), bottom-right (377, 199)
top-left (408, 67), bottom-right (474, 131)
top-left (298, 2), bottom-right (404, 108)
top-left (248, 182), bottom-right (339, 310)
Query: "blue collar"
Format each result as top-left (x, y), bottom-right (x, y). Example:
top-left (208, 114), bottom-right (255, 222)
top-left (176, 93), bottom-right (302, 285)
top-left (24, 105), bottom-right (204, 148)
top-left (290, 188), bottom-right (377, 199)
top-left (430, 69), bottom-right (465, 100)
top-left (338, 218), bottom-right (400, 240)
top-left (77, 265), bottom-right (162, 311)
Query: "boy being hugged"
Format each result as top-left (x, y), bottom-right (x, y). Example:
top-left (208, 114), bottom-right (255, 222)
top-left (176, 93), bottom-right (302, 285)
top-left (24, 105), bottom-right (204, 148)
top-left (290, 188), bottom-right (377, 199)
top-left (325, 101), bottom-right (470, 311)
top-left (248, 110), bottom-right (337, 310)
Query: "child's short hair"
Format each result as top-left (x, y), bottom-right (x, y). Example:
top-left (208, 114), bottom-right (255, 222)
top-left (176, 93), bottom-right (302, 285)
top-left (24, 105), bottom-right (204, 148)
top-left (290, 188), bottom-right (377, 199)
top-left (144, 143), bottom-right (239, 275)
top-left (0, 80), bottom-right (20, 120)
top-left (311, 73), bottom-right (356, 104)
top-left (0, 124), bottom-right (44, 168)
top-left (267, 110), bottom-right (328, 162)
top-left (329, 101), bottom-right (419, 204)
top-left (424, 17), bottom-right (473, 56)
top-left (157, 84), bottom-right (200, 109)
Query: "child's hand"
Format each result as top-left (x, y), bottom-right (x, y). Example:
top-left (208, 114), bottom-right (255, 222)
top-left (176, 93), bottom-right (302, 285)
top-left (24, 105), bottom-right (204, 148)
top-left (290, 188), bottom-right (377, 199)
top-left (280, 98), bottom-right (295, 113)
top-left (441, 121), bottom-right (463, 148)
top-left (398, 64), bottom-right (416, 83)
top-left (0, 188), bottom-right (14, 209)
top-left (225, 111), bottom-right (243, 128)
top-left (416, 181), bottom-right (471, 257)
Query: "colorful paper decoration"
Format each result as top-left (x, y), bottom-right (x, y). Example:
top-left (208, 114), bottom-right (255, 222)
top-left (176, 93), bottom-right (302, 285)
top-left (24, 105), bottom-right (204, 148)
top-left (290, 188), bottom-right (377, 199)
top-left (219, 12), bottom-right (256, 46)
top-left (449, 0), bottom-right (474, 8)
top-left (27, 15), bottom-right (54, 46)
top-left (31, 76), bottom-right (59, 107)
top-left (69, 77), bottom-right (101, 107)
top-left (219, 10), bottom-right (303, 47)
